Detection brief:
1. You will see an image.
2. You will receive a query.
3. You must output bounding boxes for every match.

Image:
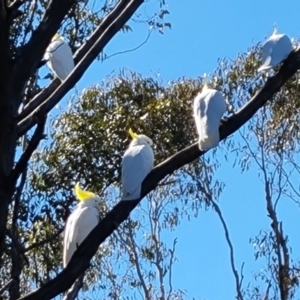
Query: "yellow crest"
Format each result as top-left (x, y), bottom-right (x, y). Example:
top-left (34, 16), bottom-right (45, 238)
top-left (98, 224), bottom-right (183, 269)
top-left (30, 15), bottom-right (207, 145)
top-left (74, 182), bottom-right (95, 201)
top-left (128, 128), bottom-right (139, 139)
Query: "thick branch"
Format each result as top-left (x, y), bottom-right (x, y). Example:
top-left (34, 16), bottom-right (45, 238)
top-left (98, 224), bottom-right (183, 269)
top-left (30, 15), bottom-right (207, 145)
top-left (12, 0), bottom-right (76, 99)
top-left (62, 274), bottom-right (84, 300)
top-left (17, 0), bottom-right (139, 124)
top-left (9, 114), bottom-right (46, 187)
top-left (17, 47), bottom-right (300, 300)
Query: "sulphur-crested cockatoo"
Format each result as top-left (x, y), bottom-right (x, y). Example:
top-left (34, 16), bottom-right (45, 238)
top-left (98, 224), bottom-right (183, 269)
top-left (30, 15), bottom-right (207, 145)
top-left (193, 84), bottom-right (226, 151)
top-left (44, 33), bottom-right (74, 81)
top-left (258, 27), bottom-right (292, 72)
top-left (121, 128), bottom-right (154, 201)
top-left (63, 183), bottom-right (101, 267)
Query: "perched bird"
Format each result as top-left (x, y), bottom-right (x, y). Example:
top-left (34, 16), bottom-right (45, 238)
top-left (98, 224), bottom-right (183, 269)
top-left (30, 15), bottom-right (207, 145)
top-left (193, 84), bottom-right (226, 151)
top-left (258, 27), bottom-right (292, 72)
top-left (121, 128), bottom-right (154, 201)
top-left (63, 183), bottom-right (101, 267)
top-left (44, 33), bottom-right (75, 81)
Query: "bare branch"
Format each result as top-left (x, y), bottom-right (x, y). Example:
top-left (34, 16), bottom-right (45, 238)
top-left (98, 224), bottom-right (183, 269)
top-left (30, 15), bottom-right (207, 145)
top-left (263, 281), bottom-right (272, 300)
top-left (24, 228), bottom-right (64, 253)
top-left (264, 178), bottom-right (290, 300)
top-left (167, 238), bottom-right (177, 300)
top-left (127, 223), bottom-right (151, 299)
top-left (0, 279), bottom-right (15, 295)
top-left (17, 0), bottom-right (139, 123)
top-left (210, 200), bottom-right (244, 300)
top-left (9, 114), bottom-right (46, 187)
top-left (151, 217), bottom-right (165, 298)
top-left (17, 47), bottom-right (300, 300)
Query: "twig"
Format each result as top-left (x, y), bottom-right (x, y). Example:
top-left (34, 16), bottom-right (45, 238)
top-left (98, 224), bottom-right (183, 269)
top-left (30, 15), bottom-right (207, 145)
top-left (263, 281), bottom-right (272, 300)
top-left (104, 28), bottom-right (152, 60)
top-left (128, 223), bottom-right (151, 300)
top-left (210, 199), bottom-right (244, 300)
top-left (261, 155), bottom-right (290, 300)
top-left (0, 279), bottom-right (15, 295)
top-left (116, 222), bottom-right (151, 300)
top-left (167, 238), bottom-right (177, 300)
top-left (24, 228), bottom-right (64, 253)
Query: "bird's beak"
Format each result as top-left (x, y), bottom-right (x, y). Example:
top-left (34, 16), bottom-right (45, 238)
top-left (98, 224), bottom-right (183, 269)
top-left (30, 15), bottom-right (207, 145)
top-left (128, 128), bottom-right (138, 139)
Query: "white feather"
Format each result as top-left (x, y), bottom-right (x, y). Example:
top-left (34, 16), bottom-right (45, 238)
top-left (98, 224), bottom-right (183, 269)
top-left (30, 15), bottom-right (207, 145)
top-left (193, 87), bottom-right (226, 151)
top-left (63, 197), bottom-right (100, 267)
top-left (258, 28), bottom-right (292, 72)
top-left (121, 135), bottom-right (154, 201)
top-left (45, 36), bottom-right (74, 81)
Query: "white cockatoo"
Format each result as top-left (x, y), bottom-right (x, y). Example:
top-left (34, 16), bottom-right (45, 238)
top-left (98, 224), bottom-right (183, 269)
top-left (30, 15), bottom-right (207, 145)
top-left (258, 27), bottom-right (292, 72)
top-left (193, 84), bottom-right (226, 151)
top-left (63, 183), bottom-right (101, 267)
top-left (44, 33), bottom-right (75, 81)
top-left (121, 128), bottom-right (154, 201)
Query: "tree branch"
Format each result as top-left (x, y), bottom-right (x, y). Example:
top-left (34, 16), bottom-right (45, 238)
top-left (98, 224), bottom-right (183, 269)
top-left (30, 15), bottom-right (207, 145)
top-left (167, 238), bottom-right (177, 300)
top-left (128, 222), bottom-right (150, 299)
top-left (24, 228), bottom-right (63, 253)
top-left (17, 48), bottom-right (300, 300)
top-left (12, 0), bottom-right (77, 100)
top-left (264, 179), bottom-right (290, 300)
top-left (62, 274), bottom-right (84, 300)
top-left (17, 0), bottom-right (139, 124)
top-left (9, 165), bottom-right (28, 300)
top-left (7, 0), bottom-right (25, 24)
top-left (0, 279), bottom-right (15, 296)
top-left (210, 200), bottom-right (244, 300)
top-left (9, 114), bottom-right (46, 187)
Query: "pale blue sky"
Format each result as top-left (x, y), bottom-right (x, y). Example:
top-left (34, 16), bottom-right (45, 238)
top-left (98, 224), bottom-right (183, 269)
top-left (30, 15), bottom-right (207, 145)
top-left (47, 1), bottom-right (300, 299)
